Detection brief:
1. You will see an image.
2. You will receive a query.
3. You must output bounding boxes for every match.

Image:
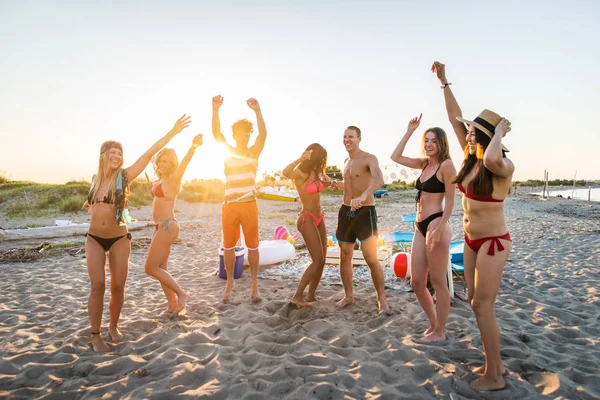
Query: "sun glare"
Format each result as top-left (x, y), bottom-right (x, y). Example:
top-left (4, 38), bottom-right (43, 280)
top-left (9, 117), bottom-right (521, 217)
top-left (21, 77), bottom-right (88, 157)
top-left (193, 142), bottom-right (229, 181)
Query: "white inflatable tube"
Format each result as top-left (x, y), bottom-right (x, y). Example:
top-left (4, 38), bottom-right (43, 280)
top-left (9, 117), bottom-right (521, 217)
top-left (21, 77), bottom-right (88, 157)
top-left (243, 240), bottom-right (295, 266)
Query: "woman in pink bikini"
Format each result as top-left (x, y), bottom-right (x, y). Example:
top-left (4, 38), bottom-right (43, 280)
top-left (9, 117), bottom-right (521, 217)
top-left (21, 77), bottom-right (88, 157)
top-left (144, 134), bottom-right (204, 316)
top-left (390, 114), bottom-right (456, 342)
top-left (283, 143), bottom-right (331, 307)
top-left (434, 61), bottom-right (513, 391)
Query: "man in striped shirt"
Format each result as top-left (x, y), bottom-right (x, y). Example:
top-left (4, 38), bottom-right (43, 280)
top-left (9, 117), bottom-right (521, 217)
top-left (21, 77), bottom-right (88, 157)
top-left (212, 95), bottom-right (267, 304)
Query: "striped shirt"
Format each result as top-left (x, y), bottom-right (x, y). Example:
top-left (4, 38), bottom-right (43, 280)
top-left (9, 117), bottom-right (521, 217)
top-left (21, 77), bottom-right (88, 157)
top-left (224, 149), bottom-right (258, 202)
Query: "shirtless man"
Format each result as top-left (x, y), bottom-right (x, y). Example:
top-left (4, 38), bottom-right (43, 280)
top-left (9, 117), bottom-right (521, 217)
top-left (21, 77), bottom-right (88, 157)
top-left (332, 126), bottom-right (389, 315)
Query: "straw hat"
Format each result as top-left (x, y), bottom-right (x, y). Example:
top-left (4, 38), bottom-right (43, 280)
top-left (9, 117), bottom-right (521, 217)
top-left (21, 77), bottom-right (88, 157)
top-left (457, 109), bottom-right (509, 152)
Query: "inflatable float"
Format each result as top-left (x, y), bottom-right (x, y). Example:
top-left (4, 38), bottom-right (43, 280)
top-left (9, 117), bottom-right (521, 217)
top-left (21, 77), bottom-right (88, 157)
top-left (242, 240), bottom-right (295, 266)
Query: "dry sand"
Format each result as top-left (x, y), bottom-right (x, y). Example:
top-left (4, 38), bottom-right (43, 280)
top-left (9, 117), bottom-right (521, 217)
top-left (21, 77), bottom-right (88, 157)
top-left (1, 191), bottom-right (599, 399)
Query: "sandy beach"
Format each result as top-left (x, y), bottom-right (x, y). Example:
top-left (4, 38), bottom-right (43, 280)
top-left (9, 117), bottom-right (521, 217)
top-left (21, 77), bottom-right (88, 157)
top-left (1, 191), bottom-right (599, 399)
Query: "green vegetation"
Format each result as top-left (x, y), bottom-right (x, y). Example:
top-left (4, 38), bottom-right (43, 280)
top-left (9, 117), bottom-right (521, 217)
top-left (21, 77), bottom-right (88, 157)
top-left (180, 179), bottom-right (225, 203)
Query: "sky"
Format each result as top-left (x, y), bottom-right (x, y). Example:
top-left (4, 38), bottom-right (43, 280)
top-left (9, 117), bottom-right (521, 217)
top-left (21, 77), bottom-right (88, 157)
top-left (1, 0), bottom-right (599, 184)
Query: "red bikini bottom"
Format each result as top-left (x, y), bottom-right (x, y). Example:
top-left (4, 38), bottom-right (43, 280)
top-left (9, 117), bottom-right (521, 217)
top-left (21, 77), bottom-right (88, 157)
top-left (464, 232), bottom-right (511, 256)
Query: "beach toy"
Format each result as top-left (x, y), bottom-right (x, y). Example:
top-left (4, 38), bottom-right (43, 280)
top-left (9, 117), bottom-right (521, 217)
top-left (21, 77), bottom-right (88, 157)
top-left (391, 252), bottom-right (411, 279)
top-left (401, 213), bottom-right (417, 223)
top-left (377, 236), bottom-right (385, 247)
top-left (274, 225), bottom-right (301, 244)
top-left (243, 240), bottom-right (295, 266)
top-left (218, 247), bottom-right (245, 279)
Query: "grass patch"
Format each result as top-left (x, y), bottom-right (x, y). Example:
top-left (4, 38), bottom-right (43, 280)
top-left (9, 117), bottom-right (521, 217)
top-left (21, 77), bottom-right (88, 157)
top-left (180, 179), bottom-right (225, 203)
top-left (128, 179), bottom-right (153, 207)
top-left (284, 218), bottom-right (296, 226)
top-left (59, 195), bottom-right (87, 213)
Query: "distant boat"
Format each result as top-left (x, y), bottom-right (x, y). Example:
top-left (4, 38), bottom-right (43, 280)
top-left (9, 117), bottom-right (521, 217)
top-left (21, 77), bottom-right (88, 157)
top-left (374, 189), bottom-right (388, 198)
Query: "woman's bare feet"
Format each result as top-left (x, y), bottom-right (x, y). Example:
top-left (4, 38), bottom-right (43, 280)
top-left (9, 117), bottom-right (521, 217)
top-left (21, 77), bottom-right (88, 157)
top-left (421, 330), bottom-right (446, 343)
top-left (108, 326), bottom-right (124, 343)
top-left (90, 334), bottom-right (110, 353)
top-left (471, 375), bottom-right (506, 391)
top-left (424, 326), bottom-right (434, 336)
top-left (336, 296), bottom-right (354, 309)
top-left (167, 298), bottom-right (178, 313)
top-left (174, 293), bottom-right (189, 315)
top-left (473, 365), bottom-right (507, 376)
top-left (290, 295), bottom-right (312, 308)
top-left (305, 294), bottom-right (319, 302)
top-left (377, 299), bottom-right (391, 316)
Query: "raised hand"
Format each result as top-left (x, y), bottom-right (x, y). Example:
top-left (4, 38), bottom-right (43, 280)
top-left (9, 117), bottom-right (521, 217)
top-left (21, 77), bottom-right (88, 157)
top-left (246, 98), bottom-right (261, 112)
top-left (212, 95), bottom-right (224, 109)
top-left (192, 134), bottom-right (204, 148)
top-left (495, 118), bottom-right (511, 137)
top-left (407, 113), bottom-right (422, 134)
top-left (171, 114), bottom-right (192, 135)
top-left (432, 61), bottom-right (447, 84)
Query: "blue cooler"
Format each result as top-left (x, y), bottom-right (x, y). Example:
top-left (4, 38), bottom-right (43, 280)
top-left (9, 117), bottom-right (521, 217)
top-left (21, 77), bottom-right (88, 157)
top-left (219, 247), bottom-right (245, 279)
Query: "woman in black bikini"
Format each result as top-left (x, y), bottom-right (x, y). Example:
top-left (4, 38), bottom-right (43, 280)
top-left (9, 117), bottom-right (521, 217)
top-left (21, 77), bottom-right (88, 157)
top-left (144, 134), bottom-right (203, 316)
top-left (434, 61), bottom-right (513, 391)
top-left (391, 114), bottom-right (456, 342)
top-left (85, 114), bottom-right (191, 352)
top-left (282, 143), bottom-right (331, 307)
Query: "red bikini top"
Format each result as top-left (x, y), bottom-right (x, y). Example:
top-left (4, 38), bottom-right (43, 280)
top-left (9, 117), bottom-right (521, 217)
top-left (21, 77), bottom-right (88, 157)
top-left (457, 182), bottom-right (504, 203)
top-left (151, 183), bottom-right (165, 198)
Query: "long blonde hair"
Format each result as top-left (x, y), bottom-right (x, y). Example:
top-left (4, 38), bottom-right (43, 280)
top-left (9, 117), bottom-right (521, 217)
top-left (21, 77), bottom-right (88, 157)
top-left (88, 141), bottom-right (123, 204)
top-left (153, 148), bottom-right (179, 179)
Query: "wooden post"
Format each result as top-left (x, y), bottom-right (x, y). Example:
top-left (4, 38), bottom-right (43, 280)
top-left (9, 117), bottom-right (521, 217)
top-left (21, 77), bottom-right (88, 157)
top-left (542, 170), bottom-right (546, 198)
top-left (589, 187), bottom-right (592, 202)
top-left (572, 170), bottom-right (577, 199)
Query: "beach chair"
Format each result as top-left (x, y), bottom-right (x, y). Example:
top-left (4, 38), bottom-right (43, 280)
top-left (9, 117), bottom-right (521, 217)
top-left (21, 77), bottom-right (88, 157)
top-left (448, 241), bottom-right (465, 299)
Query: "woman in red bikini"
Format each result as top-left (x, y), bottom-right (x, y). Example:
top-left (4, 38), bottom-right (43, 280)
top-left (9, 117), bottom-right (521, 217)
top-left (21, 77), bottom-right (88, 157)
top-left (434, 61), bottom-right (513, 391)
top-left (85, 114), bottom-right (192, 352)
top-left (391, 114), bottom-right (456, 342)
top-left (283, 143), bottom-right (331, 307)
top-left (144, 134), bottom-right (203, 317)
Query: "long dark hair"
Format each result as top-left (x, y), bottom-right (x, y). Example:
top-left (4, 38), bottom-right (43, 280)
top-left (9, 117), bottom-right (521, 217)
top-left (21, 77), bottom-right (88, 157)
top-left (298, 143), bottom-right (327, 185)
top-left (452, 128), bottom-right (506, 196)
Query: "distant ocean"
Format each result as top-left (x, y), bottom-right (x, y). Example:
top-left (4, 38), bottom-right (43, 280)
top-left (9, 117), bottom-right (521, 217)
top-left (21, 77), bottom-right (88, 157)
top-left (535, 187), bottom-right (600, 201)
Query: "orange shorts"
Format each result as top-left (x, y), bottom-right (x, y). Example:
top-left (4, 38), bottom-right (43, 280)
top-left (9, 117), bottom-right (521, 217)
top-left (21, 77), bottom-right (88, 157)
top-left (222, 201), bottom-right (260, 249)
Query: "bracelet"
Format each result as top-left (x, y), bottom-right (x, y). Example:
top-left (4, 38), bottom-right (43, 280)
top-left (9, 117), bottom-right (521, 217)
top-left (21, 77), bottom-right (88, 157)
top-left (441, 82), bottom-right (452, 89)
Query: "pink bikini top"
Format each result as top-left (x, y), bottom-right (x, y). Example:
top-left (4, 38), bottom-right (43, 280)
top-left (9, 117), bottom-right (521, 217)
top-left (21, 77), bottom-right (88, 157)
top-left (304, 179), bottom-right (324, 195)
top-left (457, 182), bottom-right (504, 203)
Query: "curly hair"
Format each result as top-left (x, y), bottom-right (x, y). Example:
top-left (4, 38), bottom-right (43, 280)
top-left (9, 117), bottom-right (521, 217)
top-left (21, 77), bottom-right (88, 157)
top-left (232, 119), bottom-right (254, 135)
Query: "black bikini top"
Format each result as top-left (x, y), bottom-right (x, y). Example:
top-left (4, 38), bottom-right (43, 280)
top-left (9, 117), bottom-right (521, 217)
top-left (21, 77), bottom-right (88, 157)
top-left (415, 163), bottom-right (445, 193)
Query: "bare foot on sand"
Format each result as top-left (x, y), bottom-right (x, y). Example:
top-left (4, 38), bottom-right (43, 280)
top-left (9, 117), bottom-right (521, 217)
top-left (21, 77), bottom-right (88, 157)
top-left (336, 296), bottom-right (354, 309)
top-left (305, 294), bottom-right (319, 302)
top-left (290, 295), bottom-right (312, 308)
top-left (473, 365), bottom-right (507, 376)
top-left (377, 299), bottom-right (391, 316)
top-left (90, 334), bottom-right (110, 353)
top-left (250, 283), bottom-right (261, 304)
top-left (222, 282), bottom-right (234, 304)
top-left (167, 298), bottom-right (178, 313)
top-left (174, 293), bottom-right (189, 315)
top-left (471, 375), bottom-right (506, 391)
top-left (424, 326), bottom-right (435, 336)
top-left (421, 331), bottom-right (446, 343)
top-left (108, 326), bottom-right (124, 343)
